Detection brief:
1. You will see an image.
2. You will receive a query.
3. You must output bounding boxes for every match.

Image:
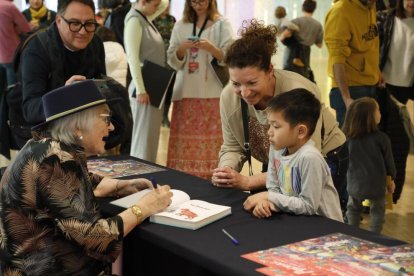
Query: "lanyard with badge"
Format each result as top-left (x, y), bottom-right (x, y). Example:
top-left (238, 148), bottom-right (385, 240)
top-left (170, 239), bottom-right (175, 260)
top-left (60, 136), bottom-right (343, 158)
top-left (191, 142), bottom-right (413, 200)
top-left (188, 17), bottom-right (208, 74)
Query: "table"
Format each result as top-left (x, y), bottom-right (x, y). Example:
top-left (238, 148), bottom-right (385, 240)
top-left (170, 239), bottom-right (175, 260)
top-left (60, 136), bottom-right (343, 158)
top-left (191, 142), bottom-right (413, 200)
top-left (98, 156), bottom-right (405, 276)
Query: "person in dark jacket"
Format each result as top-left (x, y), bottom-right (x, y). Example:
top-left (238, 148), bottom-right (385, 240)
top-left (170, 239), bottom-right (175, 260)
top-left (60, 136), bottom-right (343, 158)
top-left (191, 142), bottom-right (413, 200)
top-left (18, 0), bottom-right (106, 136)
top-left (22, 0), bottom-right (56, 31)
top-left (0, 0), bottom-right (31, 158)
top-left (377, 0), bottom-right (397, 11)
top-left (104, 0), bottom-right (131, 47)
top-left (377, 0), bottom-right (414, 203)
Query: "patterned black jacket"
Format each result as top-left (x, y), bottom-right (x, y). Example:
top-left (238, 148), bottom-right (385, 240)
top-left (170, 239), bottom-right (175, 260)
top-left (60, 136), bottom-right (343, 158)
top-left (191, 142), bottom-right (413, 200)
top-left (0, 137), bottom-right (123, 275)
top-left (377, 8), bottom-right (396, 70)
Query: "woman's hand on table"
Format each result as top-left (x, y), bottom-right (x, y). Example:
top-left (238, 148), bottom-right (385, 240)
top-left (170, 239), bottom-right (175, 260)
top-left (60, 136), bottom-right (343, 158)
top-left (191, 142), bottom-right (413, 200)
top-left (211, 167), bottom-right (250, 190)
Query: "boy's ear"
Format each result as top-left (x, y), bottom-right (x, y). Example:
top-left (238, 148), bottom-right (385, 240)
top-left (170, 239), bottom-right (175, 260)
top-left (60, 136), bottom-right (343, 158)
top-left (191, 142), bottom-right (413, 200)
top-left (297, 124), bottom-right (308, 139)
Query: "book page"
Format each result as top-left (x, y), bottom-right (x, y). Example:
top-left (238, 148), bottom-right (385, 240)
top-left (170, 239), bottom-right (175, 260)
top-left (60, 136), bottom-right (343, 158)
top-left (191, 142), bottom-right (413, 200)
top-left (167, 190), bottom-right (191, 211)
top-left (111, 189), bottom-right (190, 209)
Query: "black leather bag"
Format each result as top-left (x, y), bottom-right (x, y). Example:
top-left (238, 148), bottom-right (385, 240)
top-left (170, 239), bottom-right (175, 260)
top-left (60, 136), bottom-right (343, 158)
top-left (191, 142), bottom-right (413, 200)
top-left (210, 58), bottom-right (229, 87)
top-left (93, 77), bottom-right (132, 150)
top-left (325, 142), bottom-right (348, 180)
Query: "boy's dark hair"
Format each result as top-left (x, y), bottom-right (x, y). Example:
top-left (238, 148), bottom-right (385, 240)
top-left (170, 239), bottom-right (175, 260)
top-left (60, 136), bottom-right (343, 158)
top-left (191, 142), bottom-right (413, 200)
top-left (342, 97), bottom-right (379, 138)
top-left (57, 0), bottom-right (95, 14)
top-left (267, 88), bottom-right (321, 137)
top-left (302, 0), bottom-right (317, 13)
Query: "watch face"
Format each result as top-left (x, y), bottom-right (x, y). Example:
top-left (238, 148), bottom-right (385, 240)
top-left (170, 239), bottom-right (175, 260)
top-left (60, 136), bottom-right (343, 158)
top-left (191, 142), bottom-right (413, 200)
top-left (132, 205), bottom-right (142, 217)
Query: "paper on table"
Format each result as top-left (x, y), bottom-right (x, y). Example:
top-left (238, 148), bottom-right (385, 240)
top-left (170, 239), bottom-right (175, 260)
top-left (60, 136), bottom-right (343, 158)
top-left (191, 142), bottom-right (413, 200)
top-left (110, 189), bottom-right (190, 211)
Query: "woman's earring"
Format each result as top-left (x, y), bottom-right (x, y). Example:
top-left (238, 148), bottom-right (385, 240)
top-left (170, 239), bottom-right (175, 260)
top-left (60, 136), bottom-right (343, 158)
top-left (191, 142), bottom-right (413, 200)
top-left (79, 135), bottom-right (83, 140)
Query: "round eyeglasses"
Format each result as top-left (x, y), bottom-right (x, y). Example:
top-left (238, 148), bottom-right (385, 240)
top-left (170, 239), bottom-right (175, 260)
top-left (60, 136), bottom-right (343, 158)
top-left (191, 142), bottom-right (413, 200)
top-left (61, 15), bottom-right (99, 33)
top-left (191, 0), bottom-right (207, 6)
top-left (99, 113), bottom-right (112, 127)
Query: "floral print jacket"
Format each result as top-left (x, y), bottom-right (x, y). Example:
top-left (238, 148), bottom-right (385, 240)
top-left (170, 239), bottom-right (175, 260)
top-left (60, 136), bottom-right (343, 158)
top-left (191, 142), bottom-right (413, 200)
top-left (0, 137), bottom-right (123, 275)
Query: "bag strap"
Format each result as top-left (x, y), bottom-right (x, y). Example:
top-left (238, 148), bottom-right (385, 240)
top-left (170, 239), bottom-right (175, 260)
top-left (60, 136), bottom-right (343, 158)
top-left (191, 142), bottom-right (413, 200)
top-left (217, 18), bottom-right (222, 47)
top-left (240, 98), bottom-right (253, 176)
top-left (13, 28), bottom-right (48, 73)
top-left (321, 110), bottom-right (325, 151)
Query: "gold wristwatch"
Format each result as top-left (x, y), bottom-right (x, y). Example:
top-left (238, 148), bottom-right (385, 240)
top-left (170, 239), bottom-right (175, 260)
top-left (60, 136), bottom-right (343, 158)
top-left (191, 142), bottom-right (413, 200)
top-left (131, 205), bottom-right (142, 223)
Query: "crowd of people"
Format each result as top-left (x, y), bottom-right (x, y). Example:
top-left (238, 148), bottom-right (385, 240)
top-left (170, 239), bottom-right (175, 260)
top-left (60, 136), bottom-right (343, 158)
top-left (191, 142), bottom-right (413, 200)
top-left (0, 0), bottom-right (413, 274)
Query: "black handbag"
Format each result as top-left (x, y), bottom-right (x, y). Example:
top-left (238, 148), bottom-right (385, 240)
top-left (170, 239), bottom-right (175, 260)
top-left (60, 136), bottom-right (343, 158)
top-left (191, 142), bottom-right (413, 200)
top-left (210, 19), bottom-right (229, 87)
top-left (321, 111), bottom-right (349, 196)
top-left (211, 58), bottom-right (229, 87)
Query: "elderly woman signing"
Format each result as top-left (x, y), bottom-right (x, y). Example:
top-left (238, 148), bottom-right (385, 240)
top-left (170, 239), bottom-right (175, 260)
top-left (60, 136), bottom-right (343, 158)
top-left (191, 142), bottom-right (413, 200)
top-left (0, 80), bottom-right (172, 275)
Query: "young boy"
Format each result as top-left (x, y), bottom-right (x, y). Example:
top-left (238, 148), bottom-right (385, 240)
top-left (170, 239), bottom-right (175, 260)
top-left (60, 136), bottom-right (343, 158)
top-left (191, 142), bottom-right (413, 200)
top-left (243, 89), bottom-right (343, 222)
top-left (280, 22), bottom-right (305, 68)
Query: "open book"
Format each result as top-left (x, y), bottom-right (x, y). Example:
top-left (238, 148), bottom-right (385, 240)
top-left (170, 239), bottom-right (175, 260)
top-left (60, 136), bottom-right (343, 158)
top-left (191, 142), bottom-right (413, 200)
top-left (111, 189), bottom-right (231, 230)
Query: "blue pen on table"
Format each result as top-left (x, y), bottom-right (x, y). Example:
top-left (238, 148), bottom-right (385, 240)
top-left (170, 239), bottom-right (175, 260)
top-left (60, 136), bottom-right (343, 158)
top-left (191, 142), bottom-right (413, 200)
top-left (222, 229), bottom-right (239, 245)
top-left (149, 177), bottom-right (158, 189)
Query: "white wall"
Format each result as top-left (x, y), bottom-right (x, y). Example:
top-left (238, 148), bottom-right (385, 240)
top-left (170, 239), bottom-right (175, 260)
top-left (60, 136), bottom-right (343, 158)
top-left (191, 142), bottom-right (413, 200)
top-left (13, 0), bottom-right (98, 12)
top-left (170, 0), bottom-right (332, 37)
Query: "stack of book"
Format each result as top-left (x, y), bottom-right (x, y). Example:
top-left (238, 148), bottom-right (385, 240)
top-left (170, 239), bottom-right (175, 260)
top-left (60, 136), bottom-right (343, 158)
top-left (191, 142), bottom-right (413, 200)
top-left (242, 233), bottom-right (413, 275)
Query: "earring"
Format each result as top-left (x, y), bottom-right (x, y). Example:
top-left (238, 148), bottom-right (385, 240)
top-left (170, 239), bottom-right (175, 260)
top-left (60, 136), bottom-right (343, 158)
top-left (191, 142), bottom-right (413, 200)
top-left (79, 135), bottom-right (83, 140)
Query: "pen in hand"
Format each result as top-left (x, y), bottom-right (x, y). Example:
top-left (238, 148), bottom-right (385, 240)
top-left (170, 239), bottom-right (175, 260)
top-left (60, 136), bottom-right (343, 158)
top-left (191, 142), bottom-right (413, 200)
top-left (222, 229), bottom-right (239, 245)
top-left (149, 177), bottom-right (158, 190)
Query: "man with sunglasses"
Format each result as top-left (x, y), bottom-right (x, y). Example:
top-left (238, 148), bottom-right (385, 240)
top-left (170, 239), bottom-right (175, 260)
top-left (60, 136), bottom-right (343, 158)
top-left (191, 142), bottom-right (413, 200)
top-left (14, 0), bottom-right (105, 141)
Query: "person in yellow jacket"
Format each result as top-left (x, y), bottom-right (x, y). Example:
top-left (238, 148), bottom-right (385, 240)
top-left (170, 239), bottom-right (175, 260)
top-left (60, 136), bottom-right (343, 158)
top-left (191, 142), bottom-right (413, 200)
top-left (22, 0), bottom-right (56, 31)
top-left (324, 0), bottom-right (381, 126)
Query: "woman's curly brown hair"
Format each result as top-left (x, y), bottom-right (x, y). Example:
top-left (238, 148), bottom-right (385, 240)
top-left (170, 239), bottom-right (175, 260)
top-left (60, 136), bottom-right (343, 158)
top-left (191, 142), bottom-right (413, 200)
top-left (224, 19), bottom-right (278, 71)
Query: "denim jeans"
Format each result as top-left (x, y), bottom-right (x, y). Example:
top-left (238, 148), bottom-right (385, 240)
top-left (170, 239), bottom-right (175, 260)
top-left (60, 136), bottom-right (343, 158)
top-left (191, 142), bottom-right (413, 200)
top-left (329, 86), bottom-right (377, 127)
top-left (346, 196), bottom-right (385, 234)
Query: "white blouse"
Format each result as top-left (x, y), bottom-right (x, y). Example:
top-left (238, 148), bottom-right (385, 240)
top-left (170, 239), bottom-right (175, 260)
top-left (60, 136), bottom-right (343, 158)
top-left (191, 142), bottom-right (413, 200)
top-left (167, 17), bottom-right (234, 100)
top-left (382, 16), bottom-right (414, 87)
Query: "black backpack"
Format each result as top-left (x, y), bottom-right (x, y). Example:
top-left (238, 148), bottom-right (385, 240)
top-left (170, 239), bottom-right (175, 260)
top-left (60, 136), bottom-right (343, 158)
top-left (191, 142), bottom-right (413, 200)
top-left (5, 29), bottom-right (49, 150)
top-left (93, 77), bottom-right (133, 151)
top-left (104, 3), bottom-right (131, 47)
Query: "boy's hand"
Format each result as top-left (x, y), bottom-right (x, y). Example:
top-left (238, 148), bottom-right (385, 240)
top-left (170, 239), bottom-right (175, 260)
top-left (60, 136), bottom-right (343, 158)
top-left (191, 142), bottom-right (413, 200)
top-left (243, 192), bottom-right (268, 212)
top-left (252, 199), bottom-right (277, 218)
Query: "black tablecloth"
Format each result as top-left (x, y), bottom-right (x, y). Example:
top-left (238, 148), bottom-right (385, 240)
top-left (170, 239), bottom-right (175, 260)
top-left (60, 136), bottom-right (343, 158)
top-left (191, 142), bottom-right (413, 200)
top-left (97, 156), bottom-right (405, 276)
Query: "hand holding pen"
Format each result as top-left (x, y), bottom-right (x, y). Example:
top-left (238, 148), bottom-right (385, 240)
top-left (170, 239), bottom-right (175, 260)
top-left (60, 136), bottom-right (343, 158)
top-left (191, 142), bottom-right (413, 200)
top-left (150, 177), bottom-right (158, 190)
